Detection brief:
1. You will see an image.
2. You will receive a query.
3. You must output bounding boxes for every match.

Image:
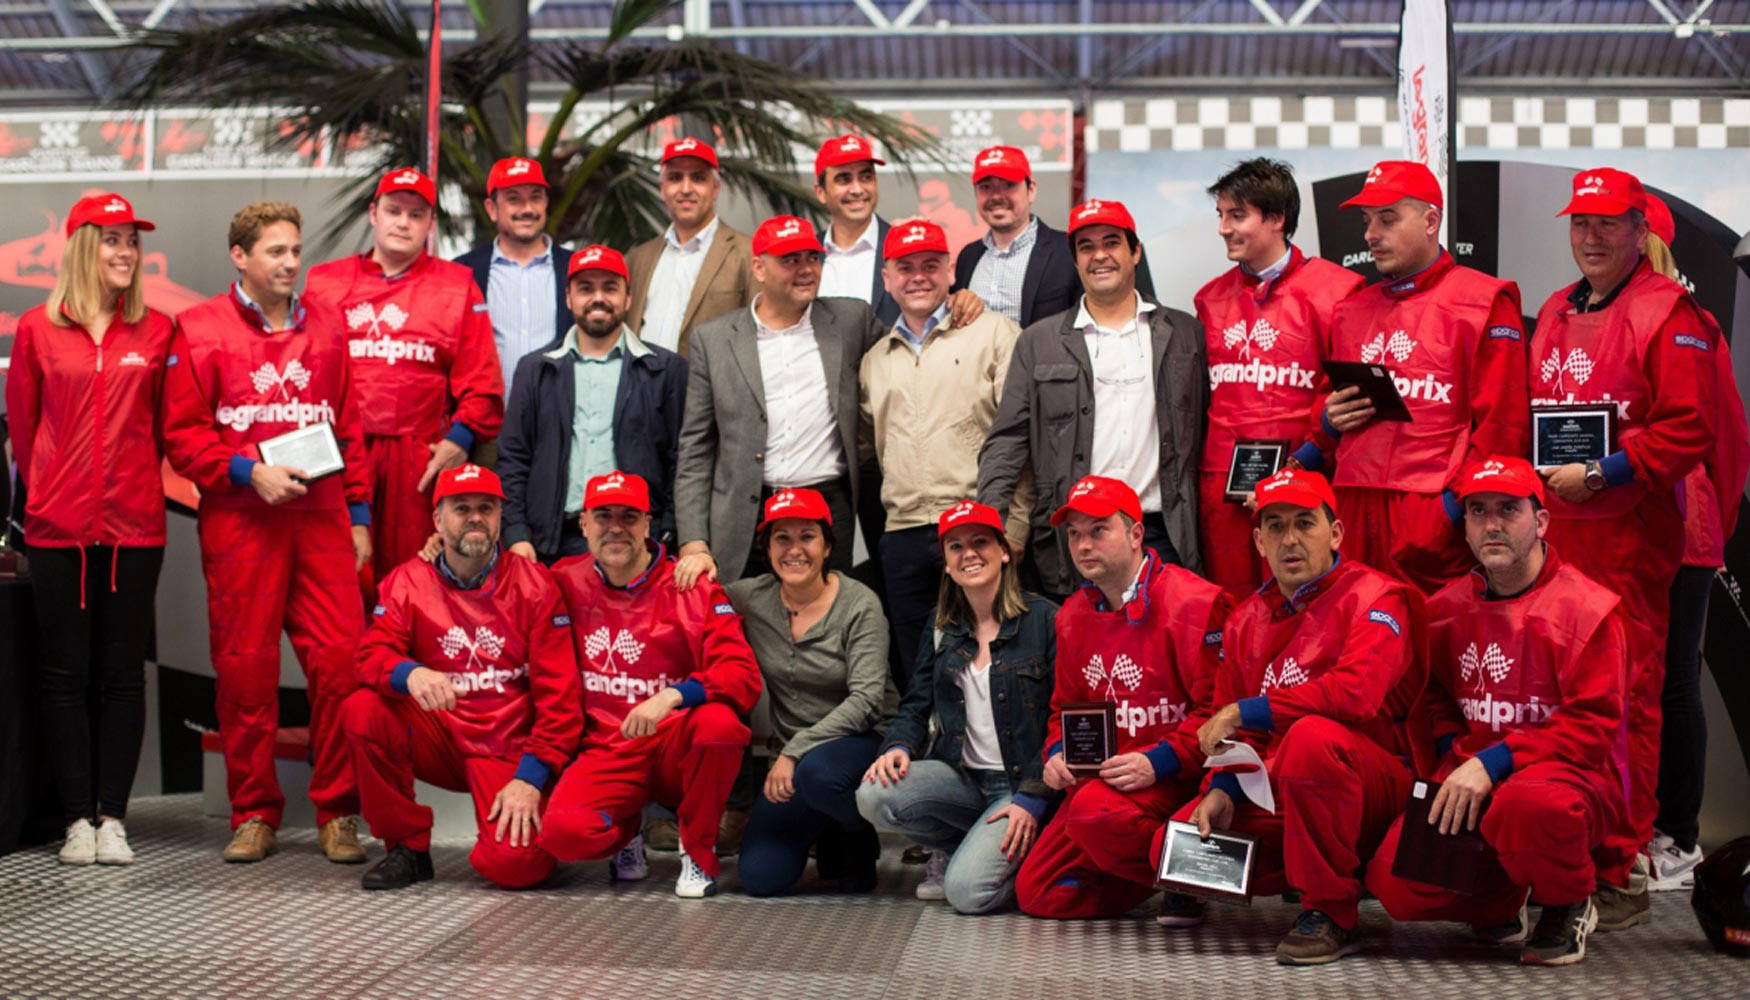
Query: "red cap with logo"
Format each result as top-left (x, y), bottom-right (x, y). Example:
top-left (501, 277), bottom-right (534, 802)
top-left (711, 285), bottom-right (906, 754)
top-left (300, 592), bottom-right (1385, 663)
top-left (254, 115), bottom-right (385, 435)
top-left (938, 500), bottom-right (1005, 541)
top-left (758, 488), bottom-right (833, 531)
top-left (1067, 198), bottom-right (1137, 239)
top-left (814, 134), bottom-right (885, 177)
top-left (1050, 475), bottom-right (1143, 527)
top-left (1456, 456), bottom-right (1547, 506)
top-left (433, 464), bottom-right (505, 505)
top-left (752, 215), bottom-right (824, 257)
top-left (883, 219), bottom-right (949, 259)
top-left (972, 145), bottom-right (1031, 184)
top-left (1644, 193), bottom-right (1676, 245)
top-left (1341, 160), bottom-right (1444, 210)
top-left (1559, 167), bottom-right (1647, 218)
top-left (1252, 468), bottom-right (1338, 517)
top-left (375, 166), bottom-right (437, 206)
top-left (584, 470), bottom-right (651, 512)
top-left (487, 156), bottom-right (548, 194)
top-left (567, 244), bottom-right (629, 281)
top-left (660, 136), bottom-right (719, 169)
top-left (65, 192), bottom-right (155, 236)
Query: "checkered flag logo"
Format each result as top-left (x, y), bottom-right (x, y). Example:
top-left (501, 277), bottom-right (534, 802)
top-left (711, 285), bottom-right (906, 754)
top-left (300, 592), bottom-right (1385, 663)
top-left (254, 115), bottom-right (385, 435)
top-left (1360, 330), bottom-right (1415, 364)
top-left (583, 626), bottom-right (645, 674)
top-left (248, 359), bottom-right (312, 400)
top-left (437, 625), bottom-right (506, 672)
top-left (1260, 656), bottom-right (1309, 693)
top-left (949, 109), bottom-right (993, 137)
top-left (1223, 318), bottom-right (1281, 359)
top-left (1539, 347), bottom-right (1595, 392)
top-left (1082, 653), bottom-right (1142, 699)
top-left (344, 302), bottom-right (409, 336)
top-left (1459, 642), bottom-right (1514, 692)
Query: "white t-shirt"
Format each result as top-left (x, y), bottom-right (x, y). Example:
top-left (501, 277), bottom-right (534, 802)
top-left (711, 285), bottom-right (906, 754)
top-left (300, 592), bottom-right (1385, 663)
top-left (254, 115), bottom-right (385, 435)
top-left (958, 652), bottom-right (1004, 771)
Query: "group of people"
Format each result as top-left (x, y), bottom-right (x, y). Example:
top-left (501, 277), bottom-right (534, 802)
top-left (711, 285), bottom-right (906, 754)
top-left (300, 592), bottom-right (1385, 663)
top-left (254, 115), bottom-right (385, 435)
top-left (6, 129), bottom-right (1745, 969)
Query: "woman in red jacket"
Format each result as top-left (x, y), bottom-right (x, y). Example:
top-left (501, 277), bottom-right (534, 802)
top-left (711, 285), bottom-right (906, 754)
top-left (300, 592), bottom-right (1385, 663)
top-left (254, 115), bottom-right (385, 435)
top-left (4, 193), bottom-right (174, 866)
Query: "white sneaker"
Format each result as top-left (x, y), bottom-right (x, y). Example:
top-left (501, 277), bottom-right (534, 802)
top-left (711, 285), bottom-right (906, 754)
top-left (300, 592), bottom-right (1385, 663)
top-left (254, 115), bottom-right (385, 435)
top-left (1649, 837), bottom-right (1703, 892)
top-left (675, 842), bottom-right (717, 898)
top-left (915, 850), bottom-right (949, 901)
top-left (610, 834), bottom-right (649, 881)
top-left (95, 819), bottom-right (135, 865)
top-left (58, 819), bottom-right (96, 865)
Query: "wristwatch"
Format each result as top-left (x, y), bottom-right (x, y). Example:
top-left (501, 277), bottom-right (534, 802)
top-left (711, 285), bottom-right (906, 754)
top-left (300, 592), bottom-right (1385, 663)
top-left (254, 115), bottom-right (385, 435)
top-left (1583, 459), bottom-right (1607, 492)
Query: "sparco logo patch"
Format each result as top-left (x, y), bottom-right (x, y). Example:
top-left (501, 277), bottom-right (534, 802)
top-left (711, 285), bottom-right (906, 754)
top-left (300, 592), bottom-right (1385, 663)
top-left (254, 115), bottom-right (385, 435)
top-left (1674, 334), bottom-right (1710, 352)
top-left (1368, 609), bottom-right (1402, 635)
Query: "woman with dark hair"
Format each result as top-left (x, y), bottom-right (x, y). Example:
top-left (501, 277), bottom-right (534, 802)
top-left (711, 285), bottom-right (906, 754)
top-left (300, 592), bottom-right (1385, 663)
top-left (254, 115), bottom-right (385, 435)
top-left (5, 193), bottom-right (173, 864)
top-left (856, 501), bottom-right (1057, 913)
top-left (726, 488), bottom-right (897, 895)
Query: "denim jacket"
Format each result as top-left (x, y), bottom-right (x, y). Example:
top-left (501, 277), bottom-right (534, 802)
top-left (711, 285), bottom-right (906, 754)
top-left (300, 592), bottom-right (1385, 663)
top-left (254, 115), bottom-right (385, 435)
top-left (882, 593), bottom-right (1058, 814)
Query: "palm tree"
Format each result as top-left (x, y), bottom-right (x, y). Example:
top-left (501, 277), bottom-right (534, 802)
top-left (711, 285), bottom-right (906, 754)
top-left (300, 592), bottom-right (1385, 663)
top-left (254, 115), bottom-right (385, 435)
top-left (123, 0), bottom-right (937, 249)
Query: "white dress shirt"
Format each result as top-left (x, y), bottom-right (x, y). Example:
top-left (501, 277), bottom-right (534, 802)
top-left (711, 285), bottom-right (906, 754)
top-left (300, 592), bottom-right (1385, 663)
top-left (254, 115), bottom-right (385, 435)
top-left (1076, 292), bottom-right (1162, 514)
top-left (639, 215), bottom-right (720, 352)
top-left (818, 219), bottom-right (880, 303)
top-left (753, 298), bottom-right (846, 487)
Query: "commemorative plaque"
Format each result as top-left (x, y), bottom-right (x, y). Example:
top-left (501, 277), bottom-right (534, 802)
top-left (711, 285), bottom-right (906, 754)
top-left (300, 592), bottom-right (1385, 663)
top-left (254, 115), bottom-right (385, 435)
top-left (1060, 701), bottom-right (1117, 777)
top-left (1156, 820), bottom-right (1259, 903)
top-left (1225, 440), bottom-right (1290, 503)
top-left (257, 422), bottom-right (345, 483)
top-left (1321, 360), bottom-right (1414, 422)
top-left (1388, 780), bottom-right (1493, 894)
top-left (1532, 404), bottom-right (1616, 468)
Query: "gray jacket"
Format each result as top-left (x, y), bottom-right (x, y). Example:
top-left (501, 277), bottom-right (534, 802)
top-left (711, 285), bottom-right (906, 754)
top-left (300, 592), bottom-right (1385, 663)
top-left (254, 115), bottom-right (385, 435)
top-left (976, 303), bottom-right (1207, 594)
top-left (676, 296), bottom-right (886, 583)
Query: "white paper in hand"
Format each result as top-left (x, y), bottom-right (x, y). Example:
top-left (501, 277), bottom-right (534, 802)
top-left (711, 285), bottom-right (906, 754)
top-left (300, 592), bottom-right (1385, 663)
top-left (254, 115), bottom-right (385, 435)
top-left (1204, 740), bottom-right (1275, 814)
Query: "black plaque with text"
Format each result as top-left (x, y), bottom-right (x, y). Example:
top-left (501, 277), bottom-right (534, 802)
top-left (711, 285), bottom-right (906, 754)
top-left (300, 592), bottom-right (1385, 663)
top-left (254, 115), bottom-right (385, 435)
top-left (1225, 440), bottom-right (1290, 502)
top-left (1061, 701), bottom-right (1117, 777)
top-left (1532, 405), bottom-right (1616, 468)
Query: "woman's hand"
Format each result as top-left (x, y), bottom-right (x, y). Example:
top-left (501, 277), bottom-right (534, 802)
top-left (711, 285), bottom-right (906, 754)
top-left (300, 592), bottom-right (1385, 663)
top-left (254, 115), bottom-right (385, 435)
top-left (863, 747), bottom-right (910, 786)
top-left (764, 754), bottom-right (799, 804)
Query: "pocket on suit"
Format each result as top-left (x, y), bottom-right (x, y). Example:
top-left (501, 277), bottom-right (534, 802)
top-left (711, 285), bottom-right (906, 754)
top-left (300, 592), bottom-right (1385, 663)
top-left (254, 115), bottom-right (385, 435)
top-left (1034, 363), bottom-right (1080, 424)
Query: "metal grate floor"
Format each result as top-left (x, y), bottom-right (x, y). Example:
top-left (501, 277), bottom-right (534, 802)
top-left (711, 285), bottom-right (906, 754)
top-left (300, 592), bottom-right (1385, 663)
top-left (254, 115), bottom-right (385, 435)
top-left (0, 796), bottom-right (1740, 999)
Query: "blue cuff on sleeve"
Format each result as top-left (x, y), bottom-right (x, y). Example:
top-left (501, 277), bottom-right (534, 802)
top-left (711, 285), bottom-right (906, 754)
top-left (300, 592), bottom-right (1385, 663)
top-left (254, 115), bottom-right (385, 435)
top-left (1436, 733), bottom-right (1456, 760)
top-left (671, 678), bottom-right (706, 709)
top-left (444, 422), bottom-right (476, 450)
top-left (228, 455), bottom-right (257, 488)
top-left (389, 660), bottom-right (420, 696)
top-left (1208, 771), bottom-right (1249, 806)
top-left (1012, 792), bottom-right (1047, 821)
top-left (1475, 742), bottom-right (1515, 784)
top-left (1046, 740), bottom-right (1063, 760)
top-left (1320, 409), bottom-right (1344, 441)
top-left (1441, 488), bottom-right (1463, 525)
top-left (347, 502), bottom-right (371, 527)
top-left (1143, 742), bottom-right (1181, 780)
top-left (1600, 450), bottom-right (1634, 487)
top-left (1237, 696), bottom-right (1273, 732)
top-left (514, 752), bottom-right (552, 789)
top-left (1290, 440), bottom-right (1325, 472)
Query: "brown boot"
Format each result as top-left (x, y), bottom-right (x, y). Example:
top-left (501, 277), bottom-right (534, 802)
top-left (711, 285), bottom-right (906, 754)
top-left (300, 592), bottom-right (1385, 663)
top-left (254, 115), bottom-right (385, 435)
top-left (644, 817), bottom-right (680, 853)
top-left (319, 815), bottom-right (367, 864)
top-left (716, 809), bottom-right (750, 857)
top-left (1275, 909), bottom-right (1362, 966)
top-left (222, 817), bottom-right (278, 863)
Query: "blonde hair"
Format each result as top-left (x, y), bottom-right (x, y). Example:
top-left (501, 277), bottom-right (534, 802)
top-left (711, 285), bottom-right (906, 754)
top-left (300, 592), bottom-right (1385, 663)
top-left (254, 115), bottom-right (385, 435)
top-left (1645, 233), bottom-right (1678, 280)
top-left (229, 202), bottom-right (301, 252)
top-left (934, 528), bottom-right (1029, 629)
top-left (47, 223), bottom-right (145, 328)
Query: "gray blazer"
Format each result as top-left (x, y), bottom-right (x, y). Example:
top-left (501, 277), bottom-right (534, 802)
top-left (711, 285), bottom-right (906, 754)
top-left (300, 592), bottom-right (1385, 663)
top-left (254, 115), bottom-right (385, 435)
top-left (676, 296), bottom-right (887, 583)
top-left (976, 303), bottom-right (1208, 595)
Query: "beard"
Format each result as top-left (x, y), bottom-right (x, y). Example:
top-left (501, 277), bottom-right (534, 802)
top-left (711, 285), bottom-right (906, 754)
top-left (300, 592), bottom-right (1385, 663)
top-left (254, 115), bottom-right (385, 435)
top-left (576, 303), bottom-right (624, 338)
top-left (455, 531), bottom-right (496, 559)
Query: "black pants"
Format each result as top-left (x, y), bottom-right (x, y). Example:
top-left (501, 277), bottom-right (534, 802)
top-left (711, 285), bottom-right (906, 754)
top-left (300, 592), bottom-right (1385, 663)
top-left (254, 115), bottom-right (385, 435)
top-left (745, 477), bottom-right (855, 579)
top-left (1656, 564), bottom-right (1713, 851)
top-left (27, 545), bottom-right (163, 822)
top-left (878, 524), bottom-right (944, 694)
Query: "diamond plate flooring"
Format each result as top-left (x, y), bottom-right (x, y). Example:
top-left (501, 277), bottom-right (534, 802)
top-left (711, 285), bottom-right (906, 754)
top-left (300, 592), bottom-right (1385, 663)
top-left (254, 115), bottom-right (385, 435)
top-left (0, 795), bottom-right (1741, 999)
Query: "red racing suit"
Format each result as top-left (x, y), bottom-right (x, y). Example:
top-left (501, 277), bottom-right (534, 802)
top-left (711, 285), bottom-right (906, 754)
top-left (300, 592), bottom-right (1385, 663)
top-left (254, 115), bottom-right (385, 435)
top-left (1529, 259), bottom-right (1721, 880)
top-left (303, 251), bottom-right (503, 582)
top-left (1160, 557), bottom-right (1429, 930)
top-left (1195, 249), bottom-right (1362, 596)
top-left (542, 545), bottom-right (763, 877)
top-left (159, 287), bottom-right (372, 830)
top-left (1319, 253), bottom-right (1528, 594)
top-left (346, 552), bottom-right (582, 888)
top-left (1016, 552), bottom-right (1231, 919)
top-left (1368, 548), bottom-right (1628, 920)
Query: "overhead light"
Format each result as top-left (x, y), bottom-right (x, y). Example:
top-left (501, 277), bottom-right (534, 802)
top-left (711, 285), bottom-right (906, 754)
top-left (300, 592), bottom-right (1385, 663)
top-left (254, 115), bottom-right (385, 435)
top-left (1337, 37), bottom-right (1396, 49)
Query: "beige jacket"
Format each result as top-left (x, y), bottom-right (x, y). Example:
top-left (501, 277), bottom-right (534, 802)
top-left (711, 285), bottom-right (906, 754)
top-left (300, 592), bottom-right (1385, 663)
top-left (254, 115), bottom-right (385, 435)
top-left (859, 310), bottom-right (1033, 549)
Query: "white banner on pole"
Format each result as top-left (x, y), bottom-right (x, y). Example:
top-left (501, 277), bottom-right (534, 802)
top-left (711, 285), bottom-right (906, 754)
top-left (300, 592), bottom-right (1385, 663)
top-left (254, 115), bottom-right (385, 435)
top-left (1398, 0), bottom-right (1454, 239)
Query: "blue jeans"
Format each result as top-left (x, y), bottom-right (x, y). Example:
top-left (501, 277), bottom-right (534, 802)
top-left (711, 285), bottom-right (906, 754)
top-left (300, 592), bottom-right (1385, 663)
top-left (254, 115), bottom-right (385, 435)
top-left (856, 760), bottom-right (1021, 914)
top-left (739, 733), bottom-right (882, 897)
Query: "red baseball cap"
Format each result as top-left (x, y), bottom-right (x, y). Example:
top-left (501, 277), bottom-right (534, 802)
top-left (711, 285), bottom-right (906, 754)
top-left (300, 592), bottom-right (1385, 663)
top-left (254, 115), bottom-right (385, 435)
top-left (1341, 160), bottom-right (1444, 210)
top-left (1457, 456), bottom-right (1547, 506)
top-left (65, 192), bottom-right (155, 236)
top-left (375, 166), bottom-right (436, 206)
top-left (1050, 475), bottom-right (1143, 527)
top-left (660, 136), bottom-right (719, 169)
top-left (487, 156), bottom-right (548, 194)
top-left (758, 488), bottom-right (833, 531)
top-left (972, 145), bottom-right (1030, 184)
top-left (568, 244), bottom-right (629, 281)
top-left (883, 219), bottom-right (949, 259)
top-left (1644, 194), bottom-right (1676, 245)
top-left (1559, 168), bottom-right (1647, 218)
top-left (751, 215), bottom-right (824, 257)
top-left (938, 500), bottom-right (1005, 542)
top-left (814, 134), bottom-right (885, 177)
top-left (1252, 468), bottom-right (1338, 517)
top-left (584, 470), bottom-right (651, 513)
top-left (433, 464), bottom-right (505, 505)
top-left (1067, 198), bottom-right (1137, 239)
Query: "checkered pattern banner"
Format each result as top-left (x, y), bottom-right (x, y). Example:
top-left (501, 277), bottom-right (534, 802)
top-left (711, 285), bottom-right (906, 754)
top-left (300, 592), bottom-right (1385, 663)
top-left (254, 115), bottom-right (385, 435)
top-left (1087, 97), bottom-right (1750, 153)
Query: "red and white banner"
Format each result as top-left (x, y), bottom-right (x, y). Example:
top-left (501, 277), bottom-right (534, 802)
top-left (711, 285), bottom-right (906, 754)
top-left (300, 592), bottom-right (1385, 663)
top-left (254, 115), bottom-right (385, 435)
top-left (1398, 0), bottom-right (1456, 237)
